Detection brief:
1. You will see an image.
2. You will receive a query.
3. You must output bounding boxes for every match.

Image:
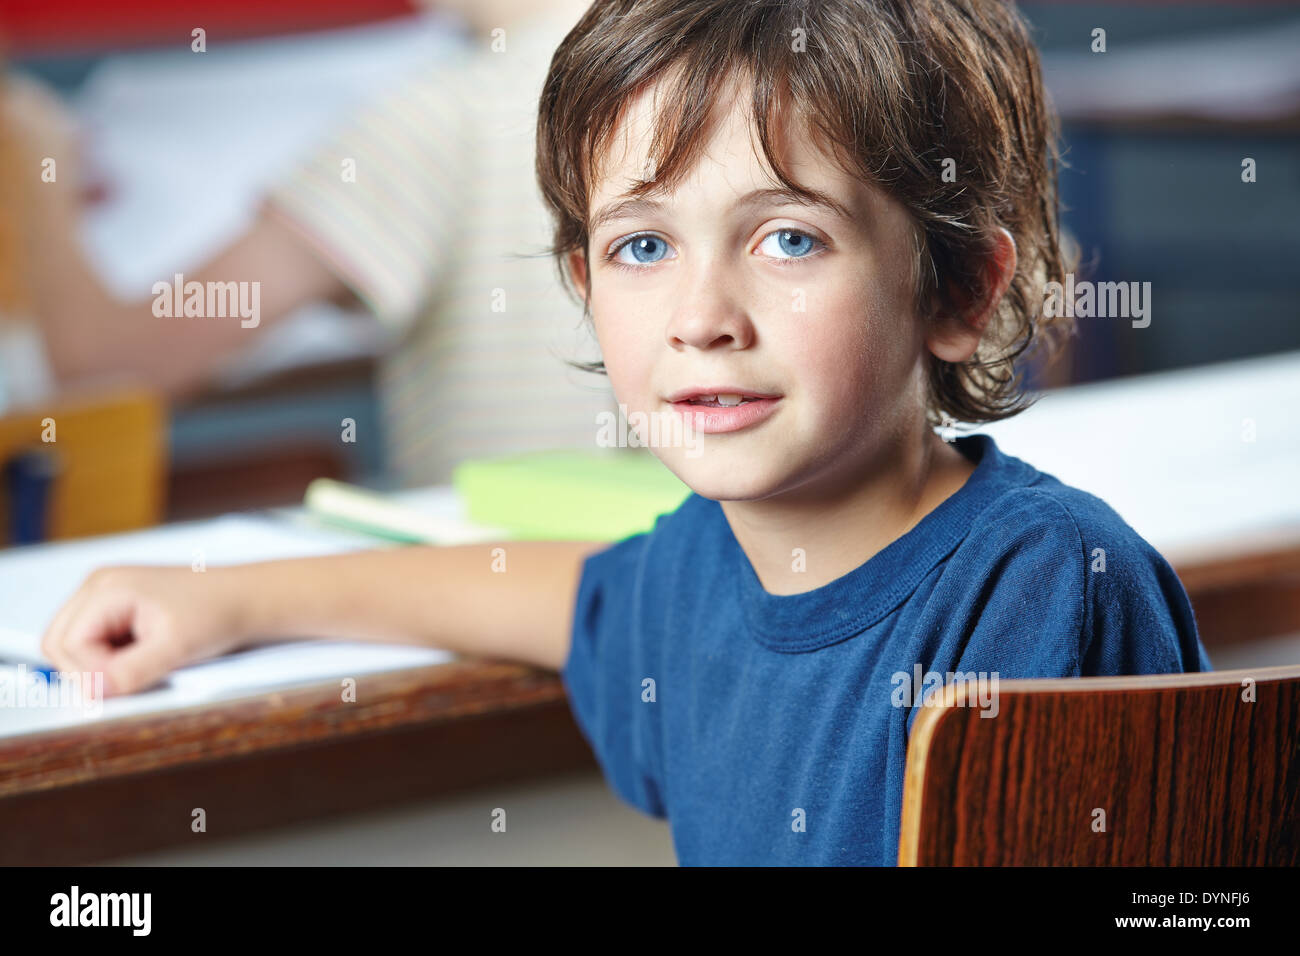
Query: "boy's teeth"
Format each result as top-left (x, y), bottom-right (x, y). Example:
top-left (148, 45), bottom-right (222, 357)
top-left (685, 393), bottom-right (757, 406)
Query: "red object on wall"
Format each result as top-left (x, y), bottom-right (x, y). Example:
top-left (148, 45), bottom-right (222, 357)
top-left (0, 0), bottom-right (419, 55)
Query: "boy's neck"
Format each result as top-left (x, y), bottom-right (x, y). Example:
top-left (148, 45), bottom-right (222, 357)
top-left (721, 430), bottom-right (976, 596)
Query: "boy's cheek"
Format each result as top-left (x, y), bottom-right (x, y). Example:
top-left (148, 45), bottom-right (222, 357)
top-left (601, 360), bottom-right (656, 413)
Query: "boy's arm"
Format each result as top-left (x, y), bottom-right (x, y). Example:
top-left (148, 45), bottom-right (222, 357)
top-left (41, 540), bottom-right (609, 696)
top-left (233, 541), bottom-right (609, 671)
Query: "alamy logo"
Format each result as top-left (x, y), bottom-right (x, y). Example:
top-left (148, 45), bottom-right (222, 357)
top-left (152, 273), bottom-right (261, 328)
top-left (891, 665), bottom-right (1000, 718)
top-left (1043, 273), bottom-right (1151, 328)
top-left (596, 404), bottom-right (702, 457)
top-left (50, 886), bottom-right (151, 936)
top-left (0, 667), bottom-right (103, 716)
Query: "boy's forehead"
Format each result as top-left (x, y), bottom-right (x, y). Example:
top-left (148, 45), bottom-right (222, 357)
top-left (589, 73), bottom-right (874, 224)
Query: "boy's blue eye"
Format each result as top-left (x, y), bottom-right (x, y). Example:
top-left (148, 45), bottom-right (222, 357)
top-left (606, 228), bottom-right (825, 270)
top-left (759, 229), bottom-right (821, 260)
top-left (613, 234), bottom-right (673, 266)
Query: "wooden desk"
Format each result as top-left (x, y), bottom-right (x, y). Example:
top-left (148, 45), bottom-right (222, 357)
top-left (0, 660), bottom-right (594, 865)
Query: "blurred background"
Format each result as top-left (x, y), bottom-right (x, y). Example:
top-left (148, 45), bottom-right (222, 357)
top-left (1024, 1), bottom-right (1300, 382)
top-left (0, 0), bottom-right (1297, 539)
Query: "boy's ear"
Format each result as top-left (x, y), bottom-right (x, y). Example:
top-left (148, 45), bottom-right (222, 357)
top-left (925, 227), bottom-right (1017, 364)
top-left (566, 248), bottom-right (590, 300)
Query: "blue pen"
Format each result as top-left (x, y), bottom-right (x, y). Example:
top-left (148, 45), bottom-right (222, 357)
top-left (0, 655), bottom-right (58, 682)
top-left (0, 626), bottom-right (60, 683)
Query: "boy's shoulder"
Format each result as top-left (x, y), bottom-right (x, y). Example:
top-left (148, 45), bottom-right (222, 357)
top-left (971, 462), bottom-right (1153, 558)
top-left (961, 440), bottom-right (1167, 579)
top-left (951, 437), bottom-right (1208, 675)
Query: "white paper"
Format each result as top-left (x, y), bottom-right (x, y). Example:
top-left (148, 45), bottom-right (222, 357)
top-left (0, 494), bottom-right (478, 738)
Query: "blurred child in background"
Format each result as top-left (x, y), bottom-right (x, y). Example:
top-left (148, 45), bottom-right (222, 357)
top-left (13, 0), bottom-right (603, 484)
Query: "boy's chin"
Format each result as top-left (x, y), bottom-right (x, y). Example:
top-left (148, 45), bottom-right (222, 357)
top-left (659, 452), bottom-right (787, 502)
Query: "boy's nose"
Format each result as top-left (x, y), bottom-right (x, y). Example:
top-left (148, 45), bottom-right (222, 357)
top-left (663, 266), bottom-right (756, 351)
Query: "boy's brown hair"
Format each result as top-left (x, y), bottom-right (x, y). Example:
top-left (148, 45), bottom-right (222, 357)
top-left (535, 0), bottom-right (1074, 425)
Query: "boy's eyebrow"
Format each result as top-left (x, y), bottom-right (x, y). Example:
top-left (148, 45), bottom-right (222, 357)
top-left (589, 186), bottom-right (855, 235)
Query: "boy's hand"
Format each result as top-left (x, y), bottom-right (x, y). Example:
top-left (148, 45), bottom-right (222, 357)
top-left (40, 566), bottom-right (250, 697)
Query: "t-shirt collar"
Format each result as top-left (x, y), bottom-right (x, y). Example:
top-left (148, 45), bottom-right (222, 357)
top-left (724, 434), bottom-right (1029, 652)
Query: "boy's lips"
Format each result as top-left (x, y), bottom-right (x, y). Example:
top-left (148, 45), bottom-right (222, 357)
top-left (665, 386), bottom-right (783, 434)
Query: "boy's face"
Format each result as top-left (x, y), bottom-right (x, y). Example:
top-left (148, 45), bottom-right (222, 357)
top-left (574, 75), bottom-right (932, 502)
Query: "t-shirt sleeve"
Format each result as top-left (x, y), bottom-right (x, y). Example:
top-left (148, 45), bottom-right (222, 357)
top-left (1078, 517), bottom-right (1215, 676)
top-left (562, 530), bottom-right (668, 820)
top-left (948, 489), bottom-right (1212, 683)
top-left (262, 63), bottom-right (474, 335)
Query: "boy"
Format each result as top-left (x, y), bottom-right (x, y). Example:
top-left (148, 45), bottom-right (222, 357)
top-left (39, 0), bottom-right (1212, 866)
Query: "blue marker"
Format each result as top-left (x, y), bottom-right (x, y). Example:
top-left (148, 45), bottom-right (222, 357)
top-left (0, 652), bottom-right (58, 683)
top-left (0, 628), bottom-right (61, 683)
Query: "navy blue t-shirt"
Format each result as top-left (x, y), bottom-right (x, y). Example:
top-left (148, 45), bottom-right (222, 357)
top-left (561, 434), bottom-right (1213, 865)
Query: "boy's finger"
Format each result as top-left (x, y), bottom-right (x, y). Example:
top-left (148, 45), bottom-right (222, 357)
top-left (40, 582), bottom-right (98, 669)
top-left (52, 589), bottom-right (137, 677)
top-left (101, 639), bottom-right (181, 698)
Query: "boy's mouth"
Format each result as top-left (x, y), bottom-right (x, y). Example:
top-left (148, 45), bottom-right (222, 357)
top-left (665, 387), bottom-right (783, 435)
top-left (666, 387), bottom-right (781, 407)
top-left (682, 394), bottom-right (759, 407)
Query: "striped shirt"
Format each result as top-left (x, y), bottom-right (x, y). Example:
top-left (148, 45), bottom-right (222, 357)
top-left (266, 13), bottom-right (618, 485)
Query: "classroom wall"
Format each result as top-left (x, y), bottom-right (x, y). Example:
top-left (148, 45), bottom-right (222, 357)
top-left (1020, 2), bottom-right (1300, 383)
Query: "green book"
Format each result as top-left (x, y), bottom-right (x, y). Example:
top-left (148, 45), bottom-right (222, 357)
top-left (452, 448), bottom-right (692, 541)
